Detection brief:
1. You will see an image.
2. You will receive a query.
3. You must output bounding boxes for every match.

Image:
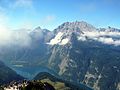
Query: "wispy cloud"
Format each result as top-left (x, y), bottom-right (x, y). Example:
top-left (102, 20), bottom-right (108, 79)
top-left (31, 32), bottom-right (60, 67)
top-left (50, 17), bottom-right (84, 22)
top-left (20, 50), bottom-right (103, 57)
top-left (1, 0), bottom-right (36, 15)
top-left (42, 15), bottom-right (56, 24)
top-left (82, 31), bottom-right (120, 46)
top-left (0, 0), bottom-right (34, 10)
top-left (0, 12), bottom-right (39, 48)
top-left (0, 29), bottom-right (32, 47)
top-left (12, 0), bottom-right (33, 9)
top-left (0, 7), bottom-right (32, 47)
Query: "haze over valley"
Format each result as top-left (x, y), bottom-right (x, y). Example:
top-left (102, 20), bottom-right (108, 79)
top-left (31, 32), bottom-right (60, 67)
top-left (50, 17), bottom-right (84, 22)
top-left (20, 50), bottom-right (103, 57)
top-left (0, 0), bottom-right (120, 90)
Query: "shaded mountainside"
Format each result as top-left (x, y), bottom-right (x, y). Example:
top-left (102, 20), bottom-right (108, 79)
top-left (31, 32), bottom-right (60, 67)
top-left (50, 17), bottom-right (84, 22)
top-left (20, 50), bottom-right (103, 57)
top-left (0, 61), bottom-right (24, 84)
top-left (0, 21), bottom-right (120, 90)
top-left (47, 39), bottom-right (120, 90)
top-left (34, 72), bottom-right (93, 90)
top-left (45, 22), bottom-right (120, 90)
top-left (1, 72), bottom-right (92, 90)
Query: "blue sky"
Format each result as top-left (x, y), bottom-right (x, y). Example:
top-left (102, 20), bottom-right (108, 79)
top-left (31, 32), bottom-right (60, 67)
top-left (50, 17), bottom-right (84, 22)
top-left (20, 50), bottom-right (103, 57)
top-left (0, 0), bottom-right (120, 30)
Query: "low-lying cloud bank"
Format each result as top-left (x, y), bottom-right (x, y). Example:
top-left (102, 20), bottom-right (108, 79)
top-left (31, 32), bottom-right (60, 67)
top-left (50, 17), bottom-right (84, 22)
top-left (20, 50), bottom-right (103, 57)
top-left (0, 29), bottom-right (32, 47)
top-left (78, 30), bottom-right (120, 46)
top-left (0, 26), bottom-right (120, 47)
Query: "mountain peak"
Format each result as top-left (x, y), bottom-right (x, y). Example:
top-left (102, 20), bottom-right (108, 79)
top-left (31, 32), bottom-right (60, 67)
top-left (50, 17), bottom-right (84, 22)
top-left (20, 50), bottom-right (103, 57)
top-left (32, 26), bottom-right (42, 32)
top-left (54, 21), bottom-right (96, 33)
top-left (61, 21), bottom-right (91, 26)
top-left (33, 27), bottom-right (51, 33)
top-left (48, 21), bottom-right (97, 45)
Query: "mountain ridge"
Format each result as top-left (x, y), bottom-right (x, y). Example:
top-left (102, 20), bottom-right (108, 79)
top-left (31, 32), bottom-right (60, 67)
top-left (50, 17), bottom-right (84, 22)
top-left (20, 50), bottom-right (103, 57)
top-left (0, 21), bottom-right (120, 90)
top-left (34, 72), bottom-right (93, 90)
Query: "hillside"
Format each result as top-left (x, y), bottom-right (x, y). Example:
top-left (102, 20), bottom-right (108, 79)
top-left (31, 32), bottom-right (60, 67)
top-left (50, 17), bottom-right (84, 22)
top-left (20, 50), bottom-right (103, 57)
top-left (34, 72), bottom-right (93, 90)
top-left (0, 21), bottom-right (120, 90)
top-left (0, 61), bottom-right (24, 84)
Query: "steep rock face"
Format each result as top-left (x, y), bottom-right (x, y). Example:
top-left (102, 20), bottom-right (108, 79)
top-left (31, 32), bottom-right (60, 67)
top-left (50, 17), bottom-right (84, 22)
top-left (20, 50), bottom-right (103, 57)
top-left (46, 21), bottom-right (120, 90)
top-left (0, 21), bottom-right (120, 90)
top-left (47, 37), bottom-right (120, 90)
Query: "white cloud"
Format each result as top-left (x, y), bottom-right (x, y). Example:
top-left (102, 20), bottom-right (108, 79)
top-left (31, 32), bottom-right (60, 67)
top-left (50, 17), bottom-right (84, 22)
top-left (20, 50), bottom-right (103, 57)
top-left (12, 0), bottom-right (33, 9)
top-left (0, 10), bottom-right (32, 47)
top-left (84, 31), bottom-right (99, 38)
top-left (114, 40), bottom-right (120, 46)
top-left (0, 30), bottom-right (32, 47)
top-left (78, 37), bottom-right (86, 41)
top-left (81, 31), bottom-right (120, 46)
top-left (83, 31), bottom-right (120, 38)
top-left (96, 37), bottom-right (120, 46)
top-left (98, 37), bottom-right (114, 44)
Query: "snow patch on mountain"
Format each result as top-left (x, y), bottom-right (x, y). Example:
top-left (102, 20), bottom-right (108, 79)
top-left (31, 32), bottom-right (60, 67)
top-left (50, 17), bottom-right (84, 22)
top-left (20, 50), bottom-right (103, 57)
top-left (60, 38), bottom-right (69, 45)
top-left (47, 32), bottom-right (63, 45)
top-left (48, 30), bottom-right (120, 46)
top-left (47, 32), bottom-right (69, 45)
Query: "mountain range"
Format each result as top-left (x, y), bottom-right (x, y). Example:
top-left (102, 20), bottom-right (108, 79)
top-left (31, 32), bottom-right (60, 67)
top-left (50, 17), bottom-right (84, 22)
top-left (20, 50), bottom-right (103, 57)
top-left (0, 21), bottom-right (120, 90)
